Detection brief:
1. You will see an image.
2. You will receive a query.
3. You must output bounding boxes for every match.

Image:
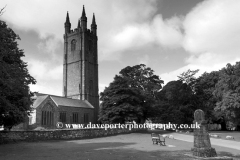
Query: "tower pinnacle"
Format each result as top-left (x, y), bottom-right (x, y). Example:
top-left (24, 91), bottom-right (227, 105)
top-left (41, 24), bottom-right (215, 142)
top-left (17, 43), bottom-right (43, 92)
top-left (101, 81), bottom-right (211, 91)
top-left (91, 13), bottom-right (97, 35)
top-left (92, 13), bottom-right (96, 25)
top-left (64, 11), bottom-right (71, 34)
top-left (81, 5), bottom-right (87, 31)
top-left (77, 19), bottom-right (80, 28)
top-left (82, 5), bottom-right (86, 17)
top-left (66, 11), bottom-right (70, 23)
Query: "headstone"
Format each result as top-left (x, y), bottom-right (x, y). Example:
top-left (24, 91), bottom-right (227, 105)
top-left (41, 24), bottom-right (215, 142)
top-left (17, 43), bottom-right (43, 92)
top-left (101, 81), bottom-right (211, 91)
top-left (191, 109), bottom-right (217, 157)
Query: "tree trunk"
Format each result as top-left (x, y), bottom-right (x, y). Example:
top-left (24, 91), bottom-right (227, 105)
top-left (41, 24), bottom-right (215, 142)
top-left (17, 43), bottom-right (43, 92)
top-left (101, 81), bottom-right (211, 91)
top-left (220, 118), bottom-right (227, 131)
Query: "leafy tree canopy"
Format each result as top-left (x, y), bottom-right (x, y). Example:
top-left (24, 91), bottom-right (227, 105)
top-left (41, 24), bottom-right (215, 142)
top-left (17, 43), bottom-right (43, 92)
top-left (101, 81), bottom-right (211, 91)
top-left (213, 62), bottom-right (240, 129)
top-left (194, 71), bottom-right (220, 117)
top-left (155, 80), bottom-right (195, 124)
top-left (99, 76), bottom-right (143, 123)
top-left (178, 69), bottom-right (199, 92)
top-left (0, 18), bottom-right (36, 129)
top-left (99, 64), bottom-right (164, 124)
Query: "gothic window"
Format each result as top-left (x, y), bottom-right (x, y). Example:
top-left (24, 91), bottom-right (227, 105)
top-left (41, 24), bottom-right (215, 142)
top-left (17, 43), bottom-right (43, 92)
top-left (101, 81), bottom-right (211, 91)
top-left (59, 112), bottom-right (66, 123)
top-left (41, 103), bottom-right (54, 126)
top-left (72, 112), bottom-right (78, 123)
top-left (41, 110), bottom-right (54, 126)
top-left (84, 113), bottom-right (89, 123)
top-left (71, 39), bottom-right (76, 51)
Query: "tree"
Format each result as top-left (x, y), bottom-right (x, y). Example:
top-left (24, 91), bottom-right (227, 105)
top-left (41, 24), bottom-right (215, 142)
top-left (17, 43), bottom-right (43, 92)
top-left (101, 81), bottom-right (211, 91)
top-left (178, 69), bottom-right (199, 92)
top-left (0, 5), bottom-right (6, 16)
top-left (213, 62), bottom-right (240, 130)
top-left (155, 80), bottom-right (195, 124)
top-left (0, 18), bottom-right (36, 130)
top-left (99, 64), bottom-right (164, 124)
top-left (119, 64), bottom-right (164, 122)
top-left (99, 76), bottom-right (143, 123)
top-left (155, 69), bottom-right (200, 124)
top-left (194, 71), bottom-right (220, 118)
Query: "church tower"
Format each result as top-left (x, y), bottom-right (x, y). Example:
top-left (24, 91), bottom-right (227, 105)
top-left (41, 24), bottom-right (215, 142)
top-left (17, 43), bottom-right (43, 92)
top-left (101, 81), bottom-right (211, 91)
top-left (63, 6), bottom-right (99, 123)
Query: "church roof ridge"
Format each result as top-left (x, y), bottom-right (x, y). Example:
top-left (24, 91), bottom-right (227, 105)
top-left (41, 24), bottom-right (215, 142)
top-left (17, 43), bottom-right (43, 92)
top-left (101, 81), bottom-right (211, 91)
top-left (33, 93), bottom-right (94, 109)
top-left (31, 95), bottom-right (49, 109)
top-left (34, 92), bottom-right (68, 98)
top-left (50, 96), bottom-right (94, 109)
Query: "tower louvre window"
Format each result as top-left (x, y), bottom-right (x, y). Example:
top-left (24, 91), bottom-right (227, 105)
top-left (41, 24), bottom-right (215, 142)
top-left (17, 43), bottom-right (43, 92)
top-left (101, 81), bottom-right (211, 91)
top-left (71, 39), bottom-right (76, 51)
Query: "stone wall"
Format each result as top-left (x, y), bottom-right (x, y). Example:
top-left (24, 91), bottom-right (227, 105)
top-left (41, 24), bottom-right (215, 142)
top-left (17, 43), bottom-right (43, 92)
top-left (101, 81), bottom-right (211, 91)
top-left (0, 128), bottom-right (142, 144)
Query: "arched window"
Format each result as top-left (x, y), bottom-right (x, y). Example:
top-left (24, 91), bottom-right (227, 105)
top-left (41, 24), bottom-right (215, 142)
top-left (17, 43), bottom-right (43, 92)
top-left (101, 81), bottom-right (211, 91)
top-left (71, 39), bottom-right (76, 51)
top-left (41, 103), bottom-right (54, 126)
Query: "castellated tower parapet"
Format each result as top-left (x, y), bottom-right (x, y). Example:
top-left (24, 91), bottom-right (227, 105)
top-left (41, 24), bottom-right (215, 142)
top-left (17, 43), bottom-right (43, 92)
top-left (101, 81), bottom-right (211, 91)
top-left (63, 6), bottom-right (99, 123)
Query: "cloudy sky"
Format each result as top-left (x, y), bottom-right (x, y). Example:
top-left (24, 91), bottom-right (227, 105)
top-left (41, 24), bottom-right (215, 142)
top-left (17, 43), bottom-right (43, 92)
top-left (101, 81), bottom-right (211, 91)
top-left (1, 0), bottom-right (240, 96)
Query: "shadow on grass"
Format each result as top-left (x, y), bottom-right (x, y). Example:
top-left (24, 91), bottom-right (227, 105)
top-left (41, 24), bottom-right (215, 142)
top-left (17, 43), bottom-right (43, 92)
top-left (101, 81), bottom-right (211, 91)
top-left (218, 151), bottom-right (240, 159)
top-left (0, 140), bottom-right (192, 160)
top-left (73, 141), bottom-right (240, 160)
top-left (134, 129), bottom-right (175, 134)
top-left (60, 141), bottom-right (195, 160)
top-left (1, 139), bottom-right (239, 160)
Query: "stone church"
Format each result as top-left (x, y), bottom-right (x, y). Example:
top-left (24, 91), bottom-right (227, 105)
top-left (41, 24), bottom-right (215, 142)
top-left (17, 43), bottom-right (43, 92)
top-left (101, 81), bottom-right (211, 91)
top-left (17, 6), bottom-right (99, 130)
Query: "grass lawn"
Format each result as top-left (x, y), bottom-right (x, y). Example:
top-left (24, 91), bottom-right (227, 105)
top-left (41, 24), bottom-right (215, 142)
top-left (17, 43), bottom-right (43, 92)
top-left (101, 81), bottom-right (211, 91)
top-left (0, 130), bottom-right (240, 160)
top-left (209, 131), bottom-right (240, 141)
top-left (177, 130), bottom-right (240, 142)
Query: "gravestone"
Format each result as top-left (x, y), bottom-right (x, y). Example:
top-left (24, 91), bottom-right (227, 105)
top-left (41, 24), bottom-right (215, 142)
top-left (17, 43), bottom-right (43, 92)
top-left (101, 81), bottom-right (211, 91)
top-left (191, 109), bottom-right (217, 157)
